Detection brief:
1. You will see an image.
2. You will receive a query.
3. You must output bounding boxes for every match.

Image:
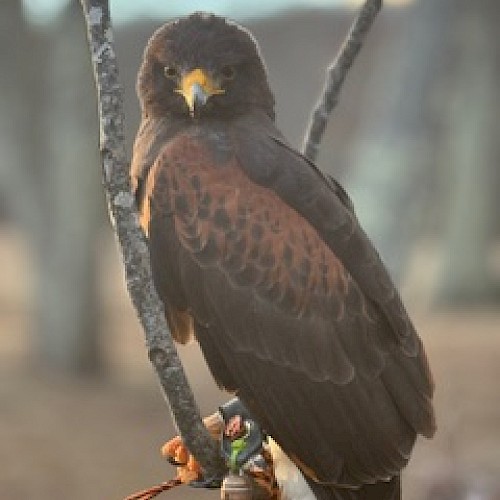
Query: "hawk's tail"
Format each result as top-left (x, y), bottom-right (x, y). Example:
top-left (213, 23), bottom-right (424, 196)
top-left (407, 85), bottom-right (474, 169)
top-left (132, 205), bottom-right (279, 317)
top-left (305, 475), bottom-right (401, 500)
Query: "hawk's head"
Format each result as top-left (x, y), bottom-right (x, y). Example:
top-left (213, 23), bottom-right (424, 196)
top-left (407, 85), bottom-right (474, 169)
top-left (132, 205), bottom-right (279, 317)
top-left (137, 13), bottom-right (275, 120)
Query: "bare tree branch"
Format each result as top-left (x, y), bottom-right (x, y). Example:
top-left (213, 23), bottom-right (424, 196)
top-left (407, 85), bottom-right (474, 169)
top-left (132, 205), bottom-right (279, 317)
top-left (302, 0), bottom-right (382, 161)
top-left (79, 0), bottom-right (225, 481)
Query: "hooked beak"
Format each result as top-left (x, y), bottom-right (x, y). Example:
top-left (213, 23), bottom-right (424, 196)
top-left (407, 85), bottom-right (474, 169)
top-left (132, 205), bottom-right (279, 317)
top-left (175, 68), bottom-right (225, 117)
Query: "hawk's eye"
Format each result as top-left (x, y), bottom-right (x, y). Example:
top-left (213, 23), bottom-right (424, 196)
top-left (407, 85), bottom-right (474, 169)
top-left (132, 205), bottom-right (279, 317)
top-left (220, 65), bottom-right (236, 80)
top-left (164, 66), bottom-right (178, 79)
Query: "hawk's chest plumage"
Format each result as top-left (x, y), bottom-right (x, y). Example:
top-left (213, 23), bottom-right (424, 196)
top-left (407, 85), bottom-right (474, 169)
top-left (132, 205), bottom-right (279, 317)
top-left (148, 129), bottom-right (350, 321)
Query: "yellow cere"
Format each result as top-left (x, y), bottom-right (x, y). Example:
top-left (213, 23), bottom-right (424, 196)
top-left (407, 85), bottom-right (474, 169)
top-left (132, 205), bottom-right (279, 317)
top-left (175, 68), bottom-right (225, 113)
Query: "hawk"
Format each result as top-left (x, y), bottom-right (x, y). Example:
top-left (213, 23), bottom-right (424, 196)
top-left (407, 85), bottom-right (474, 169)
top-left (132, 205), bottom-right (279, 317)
top-left (131, 13), bottom-right (435, 499)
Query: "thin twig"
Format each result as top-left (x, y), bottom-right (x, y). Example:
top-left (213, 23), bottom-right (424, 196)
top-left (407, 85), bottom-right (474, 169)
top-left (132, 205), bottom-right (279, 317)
top-left (302, 0), bottom-right (382, 161)
top-left (79, 0), bottom-right (225, 481)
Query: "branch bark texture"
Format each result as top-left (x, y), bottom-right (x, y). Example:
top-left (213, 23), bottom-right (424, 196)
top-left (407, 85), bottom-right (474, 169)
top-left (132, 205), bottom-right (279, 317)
top-left (79, 0), bottom-right (224, 480)
top-left (302, 0), bottom-right (382, 161)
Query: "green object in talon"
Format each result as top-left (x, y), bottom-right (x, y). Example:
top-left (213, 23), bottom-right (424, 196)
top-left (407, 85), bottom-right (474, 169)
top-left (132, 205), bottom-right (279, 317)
top-left (229, 437), bottom-right (248, 472)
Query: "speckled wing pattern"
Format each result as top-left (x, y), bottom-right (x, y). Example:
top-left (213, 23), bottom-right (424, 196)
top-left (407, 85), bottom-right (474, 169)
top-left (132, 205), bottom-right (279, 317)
top-left (132, 117), bottom-right (435, 488)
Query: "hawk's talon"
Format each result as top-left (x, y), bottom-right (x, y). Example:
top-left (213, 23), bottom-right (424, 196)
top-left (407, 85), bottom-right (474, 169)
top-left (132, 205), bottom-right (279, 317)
top-left (160, 417), bottom-right (223, 485)
top-left (167, 457), bottom-right (187, 467)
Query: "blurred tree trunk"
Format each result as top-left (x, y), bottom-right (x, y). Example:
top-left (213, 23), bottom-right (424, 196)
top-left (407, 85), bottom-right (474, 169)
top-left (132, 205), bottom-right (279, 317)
top-left (0, 0), bottom-right (102, 374)
top-left (0, 0), bottom-right (42, 228)
top-left (33, 1), bottom-right (102, 373)
top-left (343, 0), bottom-right (453, 284)
top-left (435, 0), bottom-right (499, 304)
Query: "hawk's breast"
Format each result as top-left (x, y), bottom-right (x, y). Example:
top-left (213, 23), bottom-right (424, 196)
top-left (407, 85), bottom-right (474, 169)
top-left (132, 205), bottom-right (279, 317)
top-left (154, 132), bottom-right (351, 319)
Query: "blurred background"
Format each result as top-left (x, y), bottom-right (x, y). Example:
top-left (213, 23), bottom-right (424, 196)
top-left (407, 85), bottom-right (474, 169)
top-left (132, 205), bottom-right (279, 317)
top-left (1, 0), bottom-right (499, 499)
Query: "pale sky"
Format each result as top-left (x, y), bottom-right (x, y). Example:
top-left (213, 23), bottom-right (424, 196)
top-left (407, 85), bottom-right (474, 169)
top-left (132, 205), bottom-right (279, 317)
top-left (23, 0), bottom-right (412, 24)
top-left (24, 0), bottom-right (341, 23)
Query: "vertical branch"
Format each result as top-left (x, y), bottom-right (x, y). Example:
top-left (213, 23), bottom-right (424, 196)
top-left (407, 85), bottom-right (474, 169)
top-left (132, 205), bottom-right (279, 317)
top-left (302, 0), bottom-right (382, 161)
top-left (79, 0), bottom-right (224, 480)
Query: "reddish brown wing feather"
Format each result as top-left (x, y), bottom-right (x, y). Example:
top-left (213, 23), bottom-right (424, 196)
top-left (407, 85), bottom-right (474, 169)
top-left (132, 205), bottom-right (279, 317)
top-left (162, 135), bottom-right (349, 319)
